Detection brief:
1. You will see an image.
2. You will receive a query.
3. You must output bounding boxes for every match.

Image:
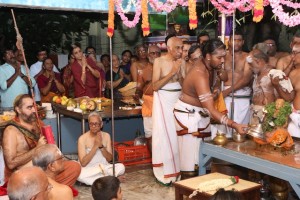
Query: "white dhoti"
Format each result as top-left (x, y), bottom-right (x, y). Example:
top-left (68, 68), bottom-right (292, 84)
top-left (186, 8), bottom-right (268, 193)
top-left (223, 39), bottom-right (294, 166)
top-left (288, 106), bottom-right (300, 138)
top-left (77, 148), bottom-right (125, 185)
top-left (211, 87), bottom-right (251, 138)
top-left (224, 86), bottom-right (251, 124)
top-left (152, 82), bottom-right (181, 184)
top-left (174, 100), bottom-right (210, 171)
top-left (143, 117), bottom-right (153, 138)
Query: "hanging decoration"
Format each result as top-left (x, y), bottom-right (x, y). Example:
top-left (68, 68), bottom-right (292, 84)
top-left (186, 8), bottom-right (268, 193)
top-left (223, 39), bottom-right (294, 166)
top-left (107, 0), bottom-right (115, 37)
top-left (115, 0), bottom-right (142, 28)
top-left (269, 0), bottom-right (300, 27)
top-left (141, 0), bottom-right (150, 36)
top-left (253, 0), bottom-right (264, 22)
top-left (188, 0), bottom-right (198, 29)
top-left (148, 0), bottom-right (178, 13)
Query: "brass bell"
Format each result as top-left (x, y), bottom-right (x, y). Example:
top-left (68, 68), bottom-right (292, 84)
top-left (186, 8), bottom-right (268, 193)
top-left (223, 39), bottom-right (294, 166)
top-left (247, 124), bottom-right (265, 139)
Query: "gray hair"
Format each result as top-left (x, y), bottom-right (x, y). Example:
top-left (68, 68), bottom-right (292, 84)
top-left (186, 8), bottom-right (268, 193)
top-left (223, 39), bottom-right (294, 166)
top-left (88, 111), bottom-right (103, 123)
top-left (8, 167), bottom-right (46, 200)
top-left (32, 144), bottom-right (60, 171)
top-left (252, 43), bottom-right (269, 63)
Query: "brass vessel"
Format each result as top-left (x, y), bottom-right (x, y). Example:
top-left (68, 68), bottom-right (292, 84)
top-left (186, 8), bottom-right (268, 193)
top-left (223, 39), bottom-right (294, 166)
top-left (213, 132), bottom-right (227, 146)
top-left (247, 124), bottom-right (265, 139)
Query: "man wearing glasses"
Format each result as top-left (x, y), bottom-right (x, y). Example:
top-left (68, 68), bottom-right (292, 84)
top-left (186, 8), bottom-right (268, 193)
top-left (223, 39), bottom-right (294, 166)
top-left (7, 166), bottom-right (51, 200)
top-left (77, 112), bottom-right (125, 185)
top-left (136, 45), bottom-right (161, 151)
top-left (32, 144), bottom-right (73, 200)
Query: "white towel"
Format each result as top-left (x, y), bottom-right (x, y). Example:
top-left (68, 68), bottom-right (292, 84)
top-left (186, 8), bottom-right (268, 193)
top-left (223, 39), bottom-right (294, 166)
top-left (268, 69), bottom-right (293, 93)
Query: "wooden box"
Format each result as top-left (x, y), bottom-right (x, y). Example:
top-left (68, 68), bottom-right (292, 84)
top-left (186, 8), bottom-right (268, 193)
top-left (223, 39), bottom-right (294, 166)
top-left (173, 172), bottom-right (261, 200)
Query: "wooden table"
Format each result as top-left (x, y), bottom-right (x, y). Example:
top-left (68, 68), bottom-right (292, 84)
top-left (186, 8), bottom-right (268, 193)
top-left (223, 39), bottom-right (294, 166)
top-left (199, 139), bottom-right (300, 198)
top-left (174, 172), bottom-right (261, 200)
top-left (52, 103), bottom-right (141, 150)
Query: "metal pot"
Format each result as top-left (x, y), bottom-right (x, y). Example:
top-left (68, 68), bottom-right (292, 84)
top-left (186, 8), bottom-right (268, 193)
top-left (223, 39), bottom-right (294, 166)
top-left (232, 132), bottom-right (246, 143)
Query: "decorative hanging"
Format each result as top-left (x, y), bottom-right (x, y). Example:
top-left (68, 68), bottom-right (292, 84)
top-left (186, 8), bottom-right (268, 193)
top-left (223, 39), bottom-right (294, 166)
top-left (253, 0), bottom-right (264, 22)
top-left (141, 0), bottom-right (150, 36)
top-left (269, 0), bottom-right (300, 27)
top-left (107, 0), bottom-right (115, 37)
top-left (115, 0), bottom-right (142, 28)
top-left (148, 0), bottom-right (178, 13)
top-left (188, 0), bottom-right (198, 29)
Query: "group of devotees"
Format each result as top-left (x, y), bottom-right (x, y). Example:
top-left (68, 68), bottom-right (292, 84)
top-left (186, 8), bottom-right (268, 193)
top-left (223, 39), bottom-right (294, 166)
top-left (2, 30), bottom-right (300, 199)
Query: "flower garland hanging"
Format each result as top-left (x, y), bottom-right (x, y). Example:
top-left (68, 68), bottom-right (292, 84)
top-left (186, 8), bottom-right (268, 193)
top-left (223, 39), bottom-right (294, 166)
top-left (115, 0), bottom-right (142, 28)
top-left (149, 0), bottom-right (178, 13)
top-left (269, 0), bottom-right (300, 27)
top-left (141, 0), bottom-right (150, 36)
top-left (210, 0), bottom-right (242, 15)
top-left (178, 0), bottom-right (188, 7)
top-left (188, 0), bottom-right (197, 29)
top-left (107, 0), bottom-right (115, 37)
top-left (280, 0), bottom-right (300, 9)
top-left (253, 0), bottom-right (264, 22)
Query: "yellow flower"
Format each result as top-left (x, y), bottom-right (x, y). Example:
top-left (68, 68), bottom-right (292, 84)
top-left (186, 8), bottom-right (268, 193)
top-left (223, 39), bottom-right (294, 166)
top-left (188, 0), bottom-right (197, 29)
top-left (141, 0), bottom-right (150, 36)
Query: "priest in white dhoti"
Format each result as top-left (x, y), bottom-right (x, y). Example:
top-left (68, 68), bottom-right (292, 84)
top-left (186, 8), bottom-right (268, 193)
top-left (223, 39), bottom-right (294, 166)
top-left (151, 35), bottom-right (184, 185)
top-left (77, 112), bottom-right (125, 185)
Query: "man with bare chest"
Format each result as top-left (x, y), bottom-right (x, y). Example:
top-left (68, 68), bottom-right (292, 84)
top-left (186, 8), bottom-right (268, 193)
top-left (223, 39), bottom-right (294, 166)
top-left (223, 31), bottom-right (251, 125)
top-left (288, 43), bottom-right (300, 137)
top-left (136, 45), bottom-right (161, 150)
top-left (174, 39), bottom-right (247, 178)
top-left (130, 44), bottom-right (150, 82)
top-left (2, 94), bottom-right (81, 186)
top-left (276, 33), bottom-right (300, 76)
top-left (151, 35), bottom-right (183, 185)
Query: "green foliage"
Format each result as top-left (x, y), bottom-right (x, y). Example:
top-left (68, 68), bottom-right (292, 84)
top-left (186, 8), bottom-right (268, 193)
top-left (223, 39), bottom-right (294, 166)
top-left (263, 102), bottom-right (292, 132)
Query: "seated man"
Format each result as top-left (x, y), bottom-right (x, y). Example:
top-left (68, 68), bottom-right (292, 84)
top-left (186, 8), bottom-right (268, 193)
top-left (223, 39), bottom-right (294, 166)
top-left (32, 144), bottom-right (73, 200)
top-left (91, 176), bottom-right (122, 200)
top-left (2, 94), bottom-right (81, 186)
top-left (7, 166), bottom-right (50, 200)
top-left (77, 112), bottom-right (125, 185)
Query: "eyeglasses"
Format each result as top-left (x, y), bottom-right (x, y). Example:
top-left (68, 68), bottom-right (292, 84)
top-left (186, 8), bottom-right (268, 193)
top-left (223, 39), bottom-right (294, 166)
top-left (292, 51), bottom-right (300, 55)
top-left (30, 183), bottom-right (53, 200)
top-left (87, 51), bottom-right (95, 55)
top-left (89, 122), bottom-right (101, 127)
top-left (52, 155), bottom-right (64, 163)
top-left (265, 43), bottom-right (275, 47)
top-left (149, 52), bottom-right (161, 56)
top-left (138, 50), bottom-right (146, 54)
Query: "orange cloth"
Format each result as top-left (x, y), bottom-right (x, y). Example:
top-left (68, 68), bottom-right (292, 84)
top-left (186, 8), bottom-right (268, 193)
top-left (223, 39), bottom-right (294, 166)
top-left (142, 94), bottom-right (153, 117)
top-left (41, 91), bottom-right (57, 103)
top-left (55, 160), bottom-right (81, 186)
top-left (214, 93), bottom-right (227, 114)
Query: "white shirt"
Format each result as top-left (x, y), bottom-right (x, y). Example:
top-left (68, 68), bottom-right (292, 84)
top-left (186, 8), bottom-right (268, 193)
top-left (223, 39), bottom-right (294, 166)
top-left (30, 61), bottom-right (59, 101)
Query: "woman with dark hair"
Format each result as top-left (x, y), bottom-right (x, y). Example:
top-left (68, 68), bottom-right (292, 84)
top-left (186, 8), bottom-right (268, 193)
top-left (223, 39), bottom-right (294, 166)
top-left (37, 57), bottom-right (65, 103)
top-left (119, 50), bottom-right (132, 81)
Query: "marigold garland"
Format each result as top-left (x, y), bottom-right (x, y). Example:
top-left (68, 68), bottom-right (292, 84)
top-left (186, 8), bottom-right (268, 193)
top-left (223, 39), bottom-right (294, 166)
top-left (253, 0), bottom-right (264, 22)
top-left (141, 0), bottom-right (150, 36)
top-left (188, 0), bottom-right (197, 29)
top-left (107, 0), bottom-right (115, 37)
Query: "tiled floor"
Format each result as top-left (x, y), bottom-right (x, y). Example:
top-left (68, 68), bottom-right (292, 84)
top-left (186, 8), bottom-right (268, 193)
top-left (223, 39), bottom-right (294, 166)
top-left (74, 164), bottom-right (175, 200)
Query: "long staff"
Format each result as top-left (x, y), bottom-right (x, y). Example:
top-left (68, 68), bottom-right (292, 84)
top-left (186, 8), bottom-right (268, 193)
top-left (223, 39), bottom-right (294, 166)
top-left (11, 9), bottom-right (43, 133)
top-left (230, 10), bottom-right (236, 134)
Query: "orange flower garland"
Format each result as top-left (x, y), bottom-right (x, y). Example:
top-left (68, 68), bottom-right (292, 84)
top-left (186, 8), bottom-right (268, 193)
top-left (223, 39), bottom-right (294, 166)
top-left (107, 0), bottom-right (115, 37)
top-left (188, 0), bottom-right (197, 29)
top-left (253, 0), bottom-right (264, 22)
top-left (141, 0), bottom-right (150, 36)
